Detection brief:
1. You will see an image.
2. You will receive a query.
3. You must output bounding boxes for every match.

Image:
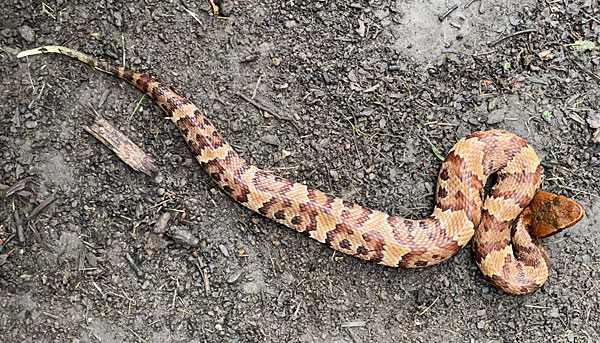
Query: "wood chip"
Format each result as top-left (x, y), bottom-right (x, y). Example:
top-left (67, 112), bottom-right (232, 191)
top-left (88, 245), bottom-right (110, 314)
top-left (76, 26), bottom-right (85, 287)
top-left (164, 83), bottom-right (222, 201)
top-left (4, 177), bottom-right (33, 197)
top-left (14, 210), bottom-right (25, 242)
top-left (83, 117), bottom-right (158, 176)
top-left (27, 195), bottom-right (55, 221)
top-left (153, 212), bottom-right (171, 233)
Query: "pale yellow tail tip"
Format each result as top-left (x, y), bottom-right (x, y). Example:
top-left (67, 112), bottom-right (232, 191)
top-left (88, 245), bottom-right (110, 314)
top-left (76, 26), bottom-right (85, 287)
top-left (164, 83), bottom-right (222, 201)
top-left (17, 45), bottom-right (64, 58)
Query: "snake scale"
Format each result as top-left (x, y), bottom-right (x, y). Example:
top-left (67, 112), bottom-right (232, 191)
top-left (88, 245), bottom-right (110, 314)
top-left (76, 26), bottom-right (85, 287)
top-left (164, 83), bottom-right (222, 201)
top-left (18, 46), bottom-right (585, 294)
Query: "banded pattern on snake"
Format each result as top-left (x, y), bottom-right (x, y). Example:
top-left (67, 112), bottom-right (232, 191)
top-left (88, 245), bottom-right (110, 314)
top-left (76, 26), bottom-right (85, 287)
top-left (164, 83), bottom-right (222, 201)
top-left (17, 46), bottom-right (585, 294)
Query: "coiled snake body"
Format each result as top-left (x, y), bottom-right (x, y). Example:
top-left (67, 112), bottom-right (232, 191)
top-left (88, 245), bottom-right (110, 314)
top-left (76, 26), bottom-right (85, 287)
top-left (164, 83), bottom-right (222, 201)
top-left (18, 46), bottom-right (585, 294)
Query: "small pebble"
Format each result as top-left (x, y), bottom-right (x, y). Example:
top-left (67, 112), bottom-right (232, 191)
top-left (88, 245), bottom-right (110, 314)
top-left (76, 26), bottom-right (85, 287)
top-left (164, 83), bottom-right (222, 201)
top-left (153, 212), bottom-right (171, 233)
top-left (284, 20), bottom-right (297, 28)
top-left (261, 134), bottom-right (280, 146)
top-left (330, 170), bottom-right (340, 182)
top-left (219, 244), bottom-right (230, 257)
top-left (168, 227), bottom-right (199, 247)
top-left (486, 109), bottom-right (505, 125)
top-left (18, 25), bottom-right (35, 43)
top-left (227, 269), bottom-right (244, 284)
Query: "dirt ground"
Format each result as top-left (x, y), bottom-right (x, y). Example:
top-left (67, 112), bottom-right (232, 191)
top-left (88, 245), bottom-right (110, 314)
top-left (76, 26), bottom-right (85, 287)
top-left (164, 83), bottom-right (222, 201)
top-left (1, 0), bottom-right (599, 342)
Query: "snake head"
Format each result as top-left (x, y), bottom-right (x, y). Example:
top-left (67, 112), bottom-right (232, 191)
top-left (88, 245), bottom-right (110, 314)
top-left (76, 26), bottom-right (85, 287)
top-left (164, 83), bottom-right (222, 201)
top-left (528, 191), bottom-right (585, 239)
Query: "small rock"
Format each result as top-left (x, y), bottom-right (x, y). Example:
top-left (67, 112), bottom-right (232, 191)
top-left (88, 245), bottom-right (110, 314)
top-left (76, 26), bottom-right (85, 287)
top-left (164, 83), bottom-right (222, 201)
top-left (25, 120), bottom-right (38, 129)
top-left (330, 170), bottom-right (340, 182)
top-left (586, 112), bottom-right (600, 128)
top-left (284, 20), bottom-right (297, 29)
top-left (219, 244), bottom-right (230, 257)
top-left (153, 212), bottom-right (171, 233)
top-left (374, 9), bottom-right (389, 20)
top-left (379, 117), bottom-right (387, 128)
top-left (144, 233), bottom-right (168, 255)
top-left (356, 18), bottom-right (365, 37)
top-left (227, 268), bottom-right (244, 284)
top-left (18, 25), bottom-right (35, 43)
top-left (581, 254), bottom-right (591, 265)
top-left (487, 98), bottom-right (498, 111)
top-left (538, 50), bottom-right (555, 60)
top-left (486, 109), bottom-right (505, 125)
top-left (548, 308), bottom-right (560, 318)
top-left (481, 286), bottom-right (492, 300)
top-left (112, 11), bottom-right (122, 27)
top-left (168, 227), bottom-right (199, 247)
top-left (219, 0), bottom-right (234, 16)
top-left (281, 150), bottom-right (292, 159)
top-left (261, 134), bottom-right (280, 146)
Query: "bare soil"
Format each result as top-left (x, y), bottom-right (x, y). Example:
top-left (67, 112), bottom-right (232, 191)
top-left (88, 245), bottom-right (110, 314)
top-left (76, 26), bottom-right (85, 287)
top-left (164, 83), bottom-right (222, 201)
top-left (1, 1), bottom-right (599, 342)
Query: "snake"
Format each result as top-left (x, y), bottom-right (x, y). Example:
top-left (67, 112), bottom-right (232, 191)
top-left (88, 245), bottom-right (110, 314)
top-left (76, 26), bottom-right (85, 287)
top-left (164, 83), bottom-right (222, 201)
top-left (17, 46), bottom-right (585, 294)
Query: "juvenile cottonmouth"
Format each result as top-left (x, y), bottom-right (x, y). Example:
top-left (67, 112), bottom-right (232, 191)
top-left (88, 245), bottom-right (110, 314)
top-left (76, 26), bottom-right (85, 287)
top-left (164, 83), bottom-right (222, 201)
top-left (17, 46), bottom-right (585, 294)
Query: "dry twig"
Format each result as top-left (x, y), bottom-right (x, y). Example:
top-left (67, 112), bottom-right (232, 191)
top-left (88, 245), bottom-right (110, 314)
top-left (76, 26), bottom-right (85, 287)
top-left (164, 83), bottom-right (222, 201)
top-left (83, 116), bottom-right (158, 176)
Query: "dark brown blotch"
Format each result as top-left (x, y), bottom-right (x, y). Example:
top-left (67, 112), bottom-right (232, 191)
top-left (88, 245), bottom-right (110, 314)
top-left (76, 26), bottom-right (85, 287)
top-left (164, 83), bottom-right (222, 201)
top-left (135, 74), bottom-right (152, 93)
top-left (121, 68), bottom-right (134, 82)
top-left (356, 246), bottom-right (368, 256)
top-left (439, 168), bottom-right (449, 181)
top-left (211, 172), bottom-right (222, 182)
top-left (291, 216), bottom-right (302, 225)
top-left (342, 200), bottom-right (354, 208)
top-left (151, 83), bottom-right (169, 100)
top-left (361, 230), bottom-right (385, 263)
top-left (165, 95), bottom-right (191, 114)
top-left (437, 186), bottom-right (448, 199)
top-left (415, 260), bottom-right (429, 267)
top-left (274, 210), bottom-right (286, 220)
top-left (340, 239), bottom-right (352, 250)
top-left (257, 198), bottom-right (278, 216)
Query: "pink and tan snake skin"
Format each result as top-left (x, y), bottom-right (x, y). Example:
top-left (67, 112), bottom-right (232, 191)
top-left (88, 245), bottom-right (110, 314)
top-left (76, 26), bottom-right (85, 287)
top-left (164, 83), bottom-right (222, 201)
top-left (18, 46), bottom-right (585, 294)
